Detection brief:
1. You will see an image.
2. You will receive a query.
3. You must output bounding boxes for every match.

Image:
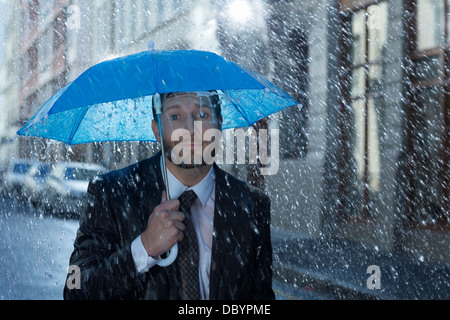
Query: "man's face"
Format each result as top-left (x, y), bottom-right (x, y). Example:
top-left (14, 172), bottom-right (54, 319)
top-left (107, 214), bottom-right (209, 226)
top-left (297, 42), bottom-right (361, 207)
top-left (152, 92), bottom-right (222, 168)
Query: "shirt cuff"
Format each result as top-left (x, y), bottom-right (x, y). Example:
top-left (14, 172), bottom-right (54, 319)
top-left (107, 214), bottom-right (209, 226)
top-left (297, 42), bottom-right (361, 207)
top-left (131, 235), bottom-right (160, 273)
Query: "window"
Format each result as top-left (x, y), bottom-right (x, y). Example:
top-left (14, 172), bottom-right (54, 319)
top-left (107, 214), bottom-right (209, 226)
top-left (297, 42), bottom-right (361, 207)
top-left (142, 0), bottom-right (156, 31)
top-left (38, 26), bottom-right (54, 75)
top-left (39, 0), bottom-right (53, 23)
top-left (278, 28), bottom-right (309, 160)
top-left (93, 0), bottom-right (113, 61)
top-left (404, 0), bottom-right (450, 227)
top-left (157, 0), bottom-right (164, 25)
top-left (266, 11), bottom-right (309, 160)
top-left (115, 0), bottom-right (127, 48)
top-left (338, 1), bottom-right (388, 219)
top-left (29, 0), bottom-right (39, 32)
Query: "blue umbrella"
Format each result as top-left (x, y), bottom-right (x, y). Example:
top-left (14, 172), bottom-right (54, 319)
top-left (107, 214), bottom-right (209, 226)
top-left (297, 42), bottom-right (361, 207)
top-left (17, 49), bottom-right (298, 144)
top-left (17, 48), bottom-right (300, 266)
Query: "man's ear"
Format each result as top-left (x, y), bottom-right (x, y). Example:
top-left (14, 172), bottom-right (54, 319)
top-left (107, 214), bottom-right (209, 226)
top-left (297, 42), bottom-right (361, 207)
top-left (152, 119), bottom-right (161, 143)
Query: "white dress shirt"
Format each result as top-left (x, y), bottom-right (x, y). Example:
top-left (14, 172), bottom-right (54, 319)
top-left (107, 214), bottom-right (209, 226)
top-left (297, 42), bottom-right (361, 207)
top-left (131, 157), bottom-right (215, 300)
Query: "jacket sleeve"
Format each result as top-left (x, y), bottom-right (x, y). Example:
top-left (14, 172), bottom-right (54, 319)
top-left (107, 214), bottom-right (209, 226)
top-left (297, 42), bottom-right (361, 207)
top-left (63, 176), bottom-right (147, 300)
top-left (252, 190), bottom-right (276, 300)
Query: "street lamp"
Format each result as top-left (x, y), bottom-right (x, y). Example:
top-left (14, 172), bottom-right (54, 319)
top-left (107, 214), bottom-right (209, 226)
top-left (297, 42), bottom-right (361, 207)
top-left (226, 0), bottom-right (253, 26)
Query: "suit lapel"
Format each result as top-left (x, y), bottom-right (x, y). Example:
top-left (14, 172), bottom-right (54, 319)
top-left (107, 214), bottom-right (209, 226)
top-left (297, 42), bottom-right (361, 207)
top-left (137, 152), bottom-right (165, 222)
top-left (138, 158), bottom-right (249, 299)
top-left (138, 152), bottom-right (182, 299)
top-left (209, 164), bottom-right (246, 300)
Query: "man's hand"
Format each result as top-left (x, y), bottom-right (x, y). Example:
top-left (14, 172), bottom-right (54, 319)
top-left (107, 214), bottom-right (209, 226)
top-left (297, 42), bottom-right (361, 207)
top-left (141, 191), bottom-right (185, 258)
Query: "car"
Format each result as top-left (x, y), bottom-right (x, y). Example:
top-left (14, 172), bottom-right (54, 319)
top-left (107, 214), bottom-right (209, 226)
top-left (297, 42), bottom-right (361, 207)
top-left (45, 162), bottom-right (107, 218)
top-left (3, 159), bottom-right (34, 199)
top-left (22, 162), bottom-right (51, 208)
top-left (0, 165), bottom-right (7, 197)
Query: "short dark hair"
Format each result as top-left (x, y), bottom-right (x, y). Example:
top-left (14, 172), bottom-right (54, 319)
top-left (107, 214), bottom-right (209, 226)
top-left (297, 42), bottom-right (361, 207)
top-left (151, 91), bottom-right (221, 120)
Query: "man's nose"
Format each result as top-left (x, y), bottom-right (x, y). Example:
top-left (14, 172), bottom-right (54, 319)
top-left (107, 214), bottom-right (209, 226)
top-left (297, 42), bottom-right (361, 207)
top-left (184, 114), bottom-right (196, 134)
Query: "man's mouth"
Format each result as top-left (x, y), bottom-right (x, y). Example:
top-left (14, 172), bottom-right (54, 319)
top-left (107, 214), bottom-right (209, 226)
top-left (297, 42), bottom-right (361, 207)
top-left (179, 143), bottom-right (203, 149)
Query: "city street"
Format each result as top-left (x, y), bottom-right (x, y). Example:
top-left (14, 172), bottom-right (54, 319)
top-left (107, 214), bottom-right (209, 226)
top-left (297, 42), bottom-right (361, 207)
top-left (0, 194), bottom-right (302, 300)
top-left (0, 195), bottom-right (78, 300)
top-left (0, 193), bottom-right (323, 301)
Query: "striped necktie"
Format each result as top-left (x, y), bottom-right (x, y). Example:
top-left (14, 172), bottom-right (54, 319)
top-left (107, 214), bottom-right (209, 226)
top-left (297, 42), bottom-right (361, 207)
top-left (177, 190), bottom-right (200, 299)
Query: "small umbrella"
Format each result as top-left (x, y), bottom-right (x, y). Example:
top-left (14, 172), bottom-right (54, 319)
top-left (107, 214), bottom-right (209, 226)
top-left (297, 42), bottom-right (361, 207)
top-left (17, 48), bottom-right (300, 266)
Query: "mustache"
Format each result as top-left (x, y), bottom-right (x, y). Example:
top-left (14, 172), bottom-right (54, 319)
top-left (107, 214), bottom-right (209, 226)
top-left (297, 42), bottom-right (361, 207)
top-left (162, 139), bottom-right (211, 168)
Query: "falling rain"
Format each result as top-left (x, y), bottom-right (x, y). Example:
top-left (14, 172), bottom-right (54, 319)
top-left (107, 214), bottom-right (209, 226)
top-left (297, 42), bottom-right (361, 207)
top-left (0, 0), bottom-right (448, 302)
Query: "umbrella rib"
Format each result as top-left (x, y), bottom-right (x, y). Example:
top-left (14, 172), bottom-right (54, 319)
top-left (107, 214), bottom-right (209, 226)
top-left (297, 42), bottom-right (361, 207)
top-left (67, 107), bottom-right (89, 144)
top-left (226, 90), bottom-right (253, 127)
top-left (149, 51), bottom-right (158, 95)
top-left (237, 105), bottom-right (252, 126)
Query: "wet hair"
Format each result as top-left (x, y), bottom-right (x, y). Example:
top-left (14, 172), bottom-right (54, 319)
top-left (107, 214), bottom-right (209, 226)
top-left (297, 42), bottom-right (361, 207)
top-left (151, 91), bottom-right (221, 120)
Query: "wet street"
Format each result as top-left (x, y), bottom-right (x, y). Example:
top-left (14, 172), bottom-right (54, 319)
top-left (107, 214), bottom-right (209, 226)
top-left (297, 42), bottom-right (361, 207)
top-left (0, 193), bottom-right (322, 300)
top-left (2, 191), bottom-right (446, 301)
top-left (0, 195), bottom-right (79, 300)
top-left (0, 193), bottom-right (308, 301)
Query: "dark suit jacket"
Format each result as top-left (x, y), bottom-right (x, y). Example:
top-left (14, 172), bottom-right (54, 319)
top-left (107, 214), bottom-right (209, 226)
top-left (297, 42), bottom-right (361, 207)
top-left (63, 152), bottom-right (274, 300)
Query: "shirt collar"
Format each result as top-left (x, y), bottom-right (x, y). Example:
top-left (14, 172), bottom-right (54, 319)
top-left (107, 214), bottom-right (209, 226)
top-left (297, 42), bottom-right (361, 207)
top-left (159, 156), bottom-right (215, 207)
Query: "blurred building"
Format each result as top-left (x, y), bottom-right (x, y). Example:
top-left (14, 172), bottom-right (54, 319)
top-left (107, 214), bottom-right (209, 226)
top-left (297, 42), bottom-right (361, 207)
top-left (266, 0), bottom-right (450, 299)
top-left (0, 1), bottom-right (20, 166)
top-left (3, 0), bottom-right (449, 299)
top-left (13, 0), bottom-right (69, 163)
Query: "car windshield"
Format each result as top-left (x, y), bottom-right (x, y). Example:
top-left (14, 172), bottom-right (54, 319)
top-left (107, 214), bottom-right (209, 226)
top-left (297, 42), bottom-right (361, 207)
top-left (37, 165), bottom-right (50, 177)
top-left (12, 163), bottom-right (31, 174)
top-left (63, 167), bottom-right (103, 180)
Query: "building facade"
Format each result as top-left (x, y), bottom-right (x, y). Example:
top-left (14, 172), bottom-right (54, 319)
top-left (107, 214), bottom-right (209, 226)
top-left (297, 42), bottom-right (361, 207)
top-left (266, 0), bottom-right (449, 298)
top-left (0, 1), bottom-right (20, 166)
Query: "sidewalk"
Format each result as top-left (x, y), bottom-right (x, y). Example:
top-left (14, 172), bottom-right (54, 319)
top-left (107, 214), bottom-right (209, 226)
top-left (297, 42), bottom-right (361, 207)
top-left (271, 229), bottom-right (450, 300)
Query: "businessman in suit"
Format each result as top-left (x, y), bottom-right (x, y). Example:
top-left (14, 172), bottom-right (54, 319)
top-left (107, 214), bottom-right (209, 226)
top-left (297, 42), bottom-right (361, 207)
top-left (64, 91), bottom-right (274, 300)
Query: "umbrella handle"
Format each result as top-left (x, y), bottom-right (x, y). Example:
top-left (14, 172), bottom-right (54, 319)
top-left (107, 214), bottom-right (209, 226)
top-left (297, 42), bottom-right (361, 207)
top-left (156, 243), bottom-right (178, 267)
top-left (154, 93), bottom-right (178, 267)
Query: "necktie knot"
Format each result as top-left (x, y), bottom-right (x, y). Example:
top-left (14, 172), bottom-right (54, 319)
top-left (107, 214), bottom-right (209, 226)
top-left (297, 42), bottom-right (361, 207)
top-left (179, 190), bottom-right (198, 212)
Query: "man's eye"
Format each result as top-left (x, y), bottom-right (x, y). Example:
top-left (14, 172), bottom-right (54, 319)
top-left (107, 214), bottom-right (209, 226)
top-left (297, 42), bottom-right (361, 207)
top-left (199, 112), bottom-right (208, 119)
top-left (170, 114), bottom-right (179, 121)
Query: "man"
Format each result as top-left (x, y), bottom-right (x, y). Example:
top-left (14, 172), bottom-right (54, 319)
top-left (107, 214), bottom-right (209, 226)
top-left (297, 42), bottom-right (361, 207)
top-left (64, 91), bottom-right (274, 300)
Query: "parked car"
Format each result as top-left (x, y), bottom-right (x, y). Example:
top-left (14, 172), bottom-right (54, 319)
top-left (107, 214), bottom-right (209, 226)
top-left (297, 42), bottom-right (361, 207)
top-left (0, 166), bottom-right (7, 197)
top-left (3, 159), bottom-right (34, 199)
top-left (22, 162), bottom-right (51, 208)
top-left (45, 162), bottom-right (107, 218)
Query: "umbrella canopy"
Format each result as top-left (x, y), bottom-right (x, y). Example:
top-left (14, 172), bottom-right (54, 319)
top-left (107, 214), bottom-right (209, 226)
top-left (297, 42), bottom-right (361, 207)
top-left (17, 49), bottom-right (299, 144)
